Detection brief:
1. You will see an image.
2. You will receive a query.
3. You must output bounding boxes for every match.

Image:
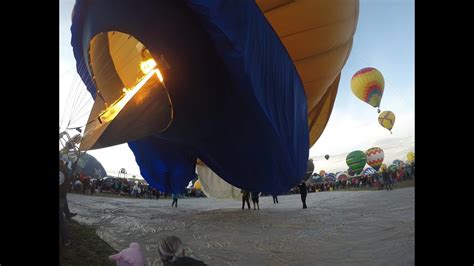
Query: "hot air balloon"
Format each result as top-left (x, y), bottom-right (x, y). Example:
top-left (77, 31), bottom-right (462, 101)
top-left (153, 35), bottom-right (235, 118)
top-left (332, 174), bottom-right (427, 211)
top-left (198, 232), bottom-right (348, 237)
top-left (74, 152), bottom-right (108, 178)
top-left (71, 0), bottom-right (359, 194)
top-left (324, 155), bottom-right (330, 160)
top-left (380, 164), bottom-right (388, 171)
top-left (307, 174), bottom-right (323, 185)
top-left (326, 173), bottom-right (336, 182)
top-left (346, 150), bottom-right (367, 175)
top-left (351, 67), bottom-right (384, 113)
top-left (347, 168), bottom-right (356, 176)
top-left (305, 159), bottom-right (315, 180)
top-left (361, 167), bottom-right (376, 176)
top-left (378, 111), bottom-right (396, 133)
top-left (336, 172), bottom-right (348, 181)
top-left (319, 170), bottom-right (326, 177)
top-left (407, 151), bottom-right (415, 162)
top-left (366, 147), bottom-right (384, 171)
top-left (388, 164), bottom-right (398, 172)
top-left (393, 159), bottom-right (405, 169)
top-left (193, 179), bottom-right (202, 190)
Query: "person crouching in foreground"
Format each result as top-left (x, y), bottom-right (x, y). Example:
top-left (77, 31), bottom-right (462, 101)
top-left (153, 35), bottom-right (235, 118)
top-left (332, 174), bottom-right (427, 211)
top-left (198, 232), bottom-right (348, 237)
top-left (159, 236), bottom-right (206, 266)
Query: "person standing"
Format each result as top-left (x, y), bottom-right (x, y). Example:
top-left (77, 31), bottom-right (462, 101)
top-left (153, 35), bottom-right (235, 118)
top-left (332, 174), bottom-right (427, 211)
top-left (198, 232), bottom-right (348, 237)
top-left (241, 190), bottom-right (251, 210)
top-left (383, 169), bottom-right (392, 191)
top-left (297, 180), bottom-right (308, 209)
top-left (171, 193), bottom-right (179, 208)
top-left (272, 194), bottom-right (279, 204)
top-left (251, 191), bottom-right (260, 210)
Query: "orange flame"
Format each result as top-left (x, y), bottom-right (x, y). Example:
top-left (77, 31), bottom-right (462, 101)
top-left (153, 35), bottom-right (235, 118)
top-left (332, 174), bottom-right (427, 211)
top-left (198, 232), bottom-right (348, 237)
top-left (100, 60), bottom-right (163, 123)
top-left (140, 58), bottom-right (157, 75)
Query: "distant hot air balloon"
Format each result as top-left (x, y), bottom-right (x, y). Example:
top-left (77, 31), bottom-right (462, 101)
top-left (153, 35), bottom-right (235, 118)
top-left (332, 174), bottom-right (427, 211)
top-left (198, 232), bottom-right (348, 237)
top-left (194, 179), bottom-right (202, 190)
top-left (346, 150), bottom-right (367, 175)
top-left (347, 168), bottom-right (356, 176)
top-left (378, 111), bottom-right (395, 133)
top-left (324, 155), bottom-right (330, 160)
top-left (366, 147), bottom-right (384, 171)
top-left (380, 163), bottom-right (387, 172)
top-left (319, 170), bottom-right (326, 177)
top-left (351, 67), bottom-right (384, 113)
top-left (305, 159), bottom-right (315, 180)
top-left (336, 172), bottom-right (348, 181)
top-left (361, 167), bottom-right (376, 176)
top-left (326, 173), bottom-right (336, 182)
top-left (393, 159), bottom-right (404, 169)
top-left (388, 164), bottom-right (398, 172)
top-left (407, 151), bottom-right (415, 162)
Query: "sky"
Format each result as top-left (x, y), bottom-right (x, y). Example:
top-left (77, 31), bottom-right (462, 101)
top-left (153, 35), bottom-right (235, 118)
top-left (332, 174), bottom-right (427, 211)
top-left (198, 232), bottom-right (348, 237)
top-left (59, 0), bottom-right (414, 177)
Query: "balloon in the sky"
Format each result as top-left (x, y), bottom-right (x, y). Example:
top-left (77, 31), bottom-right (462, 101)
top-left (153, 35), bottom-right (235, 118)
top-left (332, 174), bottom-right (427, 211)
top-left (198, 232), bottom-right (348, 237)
top-left (351, 67), bottom-right (384, 113)
top-left (378, 111), bottom-right (396, 133)
top-left (324, 155), bottom-right (330, 160)
top-left (346, 150), bottom-right (367, 175)
top-left (407, 151), bottom-right (415, 162)
top-left (366, 147), bottom-right (384, 171)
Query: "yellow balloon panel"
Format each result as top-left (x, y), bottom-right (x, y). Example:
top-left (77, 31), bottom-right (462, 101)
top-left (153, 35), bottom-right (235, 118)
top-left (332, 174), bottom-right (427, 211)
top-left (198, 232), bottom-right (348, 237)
top-left (257, 0), bottom-right (359, 145)
top-left (307, 75), bottom-right (339, 146)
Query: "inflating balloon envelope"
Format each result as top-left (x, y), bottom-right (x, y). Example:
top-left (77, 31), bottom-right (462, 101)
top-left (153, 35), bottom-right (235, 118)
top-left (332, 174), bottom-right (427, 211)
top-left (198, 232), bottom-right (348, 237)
top-left (72, 0), bottom-right (359, 194)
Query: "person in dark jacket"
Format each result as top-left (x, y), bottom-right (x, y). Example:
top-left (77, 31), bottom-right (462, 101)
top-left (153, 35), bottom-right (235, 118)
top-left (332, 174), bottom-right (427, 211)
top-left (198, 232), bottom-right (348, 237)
top-left (297, 180), bottom-right (308, 209)
top-left (241, 190), bottom-right (251, 210)
top-left (272, 194), bottom-right (279, 204)
top-left (383, 169), bottom-right (392, 191)
top-left (251, 191), bottom-right (260, 210)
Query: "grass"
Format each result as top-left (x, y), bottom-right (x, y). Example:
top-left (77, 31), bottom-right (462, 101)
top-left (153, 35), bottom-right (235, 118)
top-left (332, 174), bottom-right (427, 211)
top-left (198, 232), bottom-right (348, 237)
top-left (60, 220), bottom-right (117, 266)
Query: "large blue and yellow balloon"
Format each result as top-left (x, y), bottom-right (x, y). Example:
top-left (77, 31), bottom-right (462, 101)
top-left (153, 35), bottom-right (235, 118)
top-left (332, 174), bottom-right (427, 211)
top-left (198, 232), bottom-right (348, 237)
top-left (351, 67), bottom-right (385, 113)
top-left (70, 0), bottom-right (359, 195)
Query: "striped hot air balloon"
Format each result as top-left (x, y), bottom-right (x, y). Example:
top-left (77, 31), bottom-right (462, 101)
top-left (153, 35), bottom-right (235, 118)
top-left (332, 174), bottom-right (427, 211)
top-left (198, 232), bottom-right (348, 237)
top-left (361, 167), bottom-right (376, 176)
top-left (351, 67), bottom-right (384, 113)
top-left (346, 150), bottom-right (367, 175)
top-left (366, 147), bottom-right (384, 171)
